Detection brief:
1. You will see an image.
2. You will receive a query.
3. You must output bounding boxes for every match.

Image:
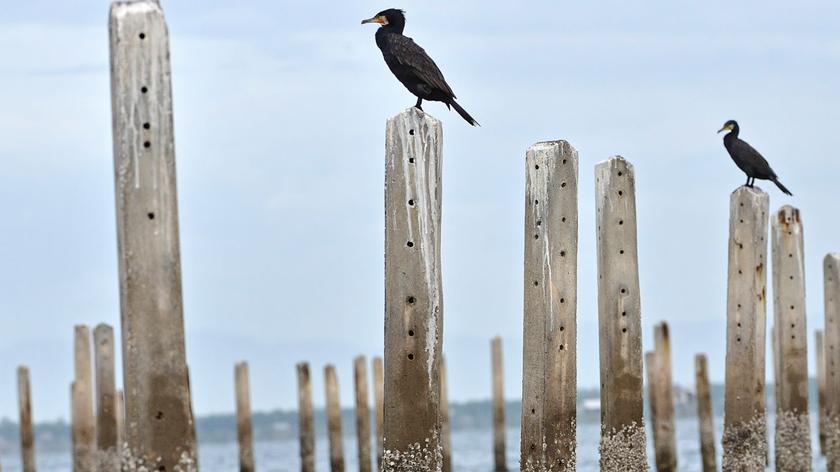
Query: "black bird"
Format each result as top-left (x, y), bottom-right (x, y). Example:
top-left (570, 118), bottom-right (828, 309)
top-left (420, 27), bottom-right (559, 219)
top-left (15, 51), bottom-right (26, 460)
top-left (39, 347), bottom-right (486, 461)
top-left (718, 120), bottom-right (792, 196)
top-left (362, 9), bottom-right (479, 126)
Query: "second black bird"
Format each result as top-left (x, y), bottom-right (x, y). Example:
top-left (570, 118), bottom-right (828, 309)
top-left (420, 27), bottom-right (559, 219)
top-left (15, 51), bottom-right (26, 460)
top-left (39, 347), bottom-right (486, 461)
top-left (362, 9), bottom-right (479, 126)
top-left (718, 120), bottom-right (792, 196)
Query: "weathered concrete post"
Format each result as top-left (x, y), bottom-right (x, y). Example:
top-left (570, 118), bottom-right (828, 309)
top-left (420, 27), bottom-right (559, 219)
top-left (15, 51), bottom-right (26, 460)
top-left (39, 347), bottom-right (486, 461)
top-left (817, 330), bottom-right (827, 456)
top-left (771, 206), bottom-right (812, 470)
top-left (116, 390), bottom-right (125, 456)
top-left (440, 358), bottom-right (453, 472)
top-left (17, 366), bottom-right (36, 472)
top-left (722, 186), bottom-right (769, 470)
top-left (521, 140), bottom-right (578, 472)
top-left (595, 156), bottom-right (647, 470)
top-left (650, 322), bottom-right (677, 472)
top-left (94, 324), bottom-right (119, 471)
top-left (109, 2), bottom-right (196, 469)
top-left (491, 337), bottom-right (507, 472)
top-left (372, 357), bottom-right (385, 471)
top-left (235, 362), bottom-right (255, 472)
top-left (824, 254), bottom-right (840, 470)
top-left (383, 108), bottom-right (444, 470)
top-left (73, 325), bottom-right (95, 472)
top-left (296, 363), bottom-right (315, 472)
top-left (695, 354), bottom-right (717, 472)
top-left (325, 365), bottom-right (345, 472)
top-left (354, 356), bottom-right (372, 472)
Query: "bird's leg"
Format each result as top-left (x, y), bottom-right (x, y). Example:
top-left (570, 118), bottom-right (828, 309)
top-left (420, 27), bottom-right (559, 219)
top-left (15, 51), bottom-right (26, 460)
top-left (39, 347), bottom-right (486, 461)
top-left (749, 177), bottom-right (755, 187)
top-left (414, 97), bottom-right (423, 110)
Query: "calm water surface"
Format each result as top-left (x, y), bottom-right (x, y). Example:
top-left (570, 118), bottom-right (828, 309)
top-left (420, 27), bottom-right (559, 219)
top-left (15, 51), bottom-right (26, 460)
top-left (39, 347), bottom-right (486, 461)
top-left (0, 415), bottom-right (827, 471)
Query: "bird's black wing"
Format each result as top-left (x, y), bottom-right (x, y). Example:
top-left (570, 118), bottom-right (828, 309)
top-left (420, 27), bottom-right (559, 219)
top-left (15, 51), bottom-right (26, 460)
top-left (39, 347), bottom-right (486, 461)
top-left (384, 34), bottom-right (456, 98)
top-left (730, 138), bottom-right (777, 179)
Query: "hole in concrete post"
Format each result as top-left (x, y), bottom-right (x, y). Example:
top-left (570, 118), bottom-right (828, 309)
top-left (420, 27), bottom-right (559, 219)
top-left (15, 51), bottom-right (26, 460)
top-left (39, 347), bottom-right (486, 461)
top-left (562, 159), bottom-right (567, 164)
top-left (147, 212), bottom-right (155, 220)
top-left (622, 311), bottom-right (626, 317)
top-left (619, 249), bottom-right (625, 254)
top-left (619, 219), bottom-right (624, 225)
top-left (533, 281), bottom-right (539, 286)
top-left (737, 322), bottom-right (741, 327)
top-left (408, 329), bottom-right (415, 336)
top-left (535, 164), bottom-right (539, 170)
top-left (407, 241), bottom-right (414, 247)
top-left (139, 32), bottom-right (146, 40)
top-left (141, 86), bottom-right (148, 94)
top-left (559, 326), bottom-right (565, 331)
top-left (407, 296), bottom-right (416, 304)
top-left (534, 199), bottom-right (539, 205)
top-left (143, 122), bottom-right (150, 130)
top-left (561, 182), bottom-right (566, 188)
top-left (536, 220), bottom-right (542, 226)
top-left (561, 217), bottom-right (566, 222)
top-left (534, 234), bottom-right (539, 240)
top-left (618, 171), bottom-right (623, 176)
top-left (560, 250), bottom-right (566, 257)
top-left (144, 141), bottom-right (151, 148)
top-left (407, 353), bottom-right (414, 360)
top-left (409, 157), bottom-right (415, 163)
top-left (408, 199), bottom-right (415, 206)
top-left (622, 328), bottom-right (627, 333)
top-left (620, 288), bottom-right (627, 294)
top-left (409, 129), bottom-right (415, 135)
top-left (155, 411), bottom-right (164, 420)
top-left (560, 298), bottom-right (565, 303)
top-left (618, 190), bottom-right (623, 196)
top-left (737, 337), bottom-right (742, 342)
top-left (559, 344), bottom-right (565, 350)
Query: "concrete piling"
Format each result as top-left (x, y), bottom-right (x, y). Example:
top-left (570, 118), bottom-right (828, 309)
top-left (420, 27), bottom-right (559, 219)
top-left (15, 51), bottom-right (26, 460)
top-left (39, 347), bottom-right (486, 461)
top-left (824, 254), bottom-right (840, 470)
top-left (17, 366), bottom-right (36, 472)
top-left (595, 156), bottom-right (647, 470)
top-left (372, 357), bottom-right (384, 471)
top-left (235, 362), bottom-right (255, 472)
top-left (694, 355), bottom-right (717, 472)
top-left (771, 206), bottom-right (811, 470)
top-left (296, 363), bottom-right (315, 472)
top-left (491, 337), bottom-right (507, 471)
top-left (109, 2), bottom-right (196, 469)
top-left (521, 140), bottom-right (579, 471)
top-left (355, 356), bottom-right (372, 472)
top-left (73, 326), bottom-right (95, 472)
top-left (325, 364), bottom-right (345, 472)
top-left (722, 187), bottom-right (769, 470)
top-left (94, 324), bottom-right (119, 471)
top-left (383, 108), bottom-right (444, 470)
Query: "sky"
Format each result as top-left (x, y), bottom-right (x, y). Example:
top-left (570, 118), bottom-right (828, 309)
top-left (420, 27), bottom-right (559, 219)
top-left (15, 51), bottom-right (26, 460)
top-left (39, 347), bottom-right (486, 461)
top-left (1, 0), bottom-right (839, 421)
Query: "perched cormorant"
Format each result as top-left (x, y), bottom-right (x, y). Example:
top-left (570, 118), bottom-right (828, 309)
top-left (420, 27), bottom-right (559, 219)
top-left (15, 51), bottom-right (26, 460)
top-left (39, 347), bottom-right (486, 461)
top-left (718, 120), bottom-right (792, 196)
top-left (362, 9), bottom-right (479, 126)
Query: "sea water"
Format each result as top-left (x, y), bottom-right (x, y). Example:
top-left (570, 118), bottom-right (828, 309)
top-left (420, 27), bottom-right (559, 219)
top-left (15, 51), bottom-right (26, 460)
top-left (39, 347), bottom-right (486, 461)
top-left (0, 415), bottom-right (828, 471)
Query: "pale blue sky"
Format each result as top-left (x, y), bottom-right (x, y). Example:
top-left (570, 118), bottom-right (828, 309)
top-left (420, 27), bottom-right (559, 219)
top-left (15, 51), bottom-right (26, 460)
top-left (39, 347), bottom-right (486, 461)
top-left (1, 0), bottom-right (839, 420)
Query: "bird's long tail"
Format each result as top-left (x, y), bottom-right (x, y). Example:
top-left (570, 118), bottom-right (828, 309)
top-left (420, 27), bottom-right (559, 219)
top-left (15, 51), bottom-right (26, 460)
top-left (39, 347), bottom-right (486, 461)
top-left (449, 100), bottom-right (479, 127)
top-left (772, 177), bottom-right (793, 196)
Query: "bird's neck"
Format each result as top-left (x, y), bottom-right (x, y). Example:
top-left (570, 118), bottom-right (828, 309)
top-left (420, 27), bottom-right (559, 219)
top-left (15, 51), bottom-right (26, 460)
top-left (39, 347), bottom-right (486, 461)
top-left (725, 127), bottom-right (740, 141)
top-left (376, 22), bottom-right (405, 37)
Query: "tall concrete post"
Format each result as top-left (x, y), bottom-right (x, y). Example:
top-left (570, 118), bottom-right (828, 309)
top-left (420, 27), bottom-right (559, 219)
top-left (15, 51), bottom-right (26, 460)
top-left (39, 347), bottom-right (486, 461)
top-left (383, 108), bottom-right (444, 470)
top-left (595, 156), bottom-right (647, 470)
top-left (109, 2), bottom-right (196, 469)
top-left (722, 187), bottom-right (769, 470)
top-left (771, 206), bottom-right (811, 470)
top-left (521, 140), bottom-right (578, 472)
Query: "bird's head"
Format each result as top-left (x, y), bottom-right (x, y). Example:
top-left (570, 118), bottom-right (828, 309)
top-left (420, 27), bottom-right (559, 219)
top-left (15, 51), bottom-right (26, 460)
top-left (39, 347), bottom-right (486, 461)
top-left (361, 9), bottom-right (406, 29)
top-left (718, 120), bottom-right (738, 134)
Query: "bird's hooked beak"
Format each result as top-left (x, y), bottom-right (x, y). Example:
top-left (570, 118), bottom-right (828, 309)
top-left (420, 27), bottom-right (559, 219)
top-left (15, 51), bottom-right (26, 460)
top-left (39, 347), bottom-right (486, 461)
top-left (361, 15), bottom-right (388, 25)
